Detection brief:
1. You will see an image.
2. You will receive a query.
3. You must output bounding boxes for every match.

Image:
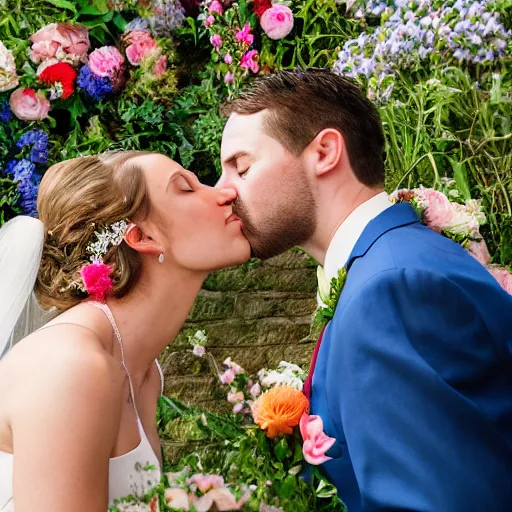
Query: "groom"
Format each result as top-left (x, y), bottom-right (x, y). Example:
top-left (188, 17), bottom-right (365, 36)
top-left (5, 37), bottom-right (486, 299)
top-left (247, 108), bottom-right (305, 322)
top-left (217, 69), bottom-right (512, 511)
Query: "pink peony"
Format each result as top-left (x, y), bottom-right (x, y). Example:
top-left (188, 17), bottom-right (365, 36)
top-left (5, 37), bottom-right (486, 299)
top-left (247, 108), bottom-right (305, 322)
top-left (190, 487), bottom-right (251, 512)
top-left (487, 266), bottom-right (512, 295)
top-left (467, 240), bottom-right (491, 266)
top-left (240, 49), bottom-right (260, 73)
top-left (224, 71), bottom-right (235, 84)
top-left (220, 368), bottom-right (236, 384)
top-left (124, 31), bottom-right (158, 66)
top-left (210, 34), bottom-right (223, 49)
top-left (223, 53), bottom-right (233, 64)
top-left (227, 390), bottom-right (244, 403)
top-left (204, 15), bottom-right (215, 27)
top-left (88, 46), bottom-right (125, 78)
top-left (80, 261), bottom-right (113, 301)
top-left (300, 413), bottom-right (336, 465)
top-left (208, 0), bottom-right (224, 14)
top-left (260, 4), bottom-right (294, 40)
top-left (418, 188), bottom-right (455, 231)
top-left (29, 23), bottom-right (90, 65)
top-left (165, 488), bottom-right (190, 511)
top-left (188, 473), bottom-right (225, 493)
top-left (153, 55), bottom-right (167, 76)
top-left (235, 24), bottom-right (254, 45)
top-left (9, 88), bottom-right (50, 121)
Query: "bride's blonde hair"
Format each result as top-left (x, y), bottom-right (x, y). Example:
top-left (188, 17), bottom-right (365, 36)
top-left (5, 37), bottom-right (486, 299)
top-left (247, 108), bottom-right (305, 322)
top-left (35, 151), bottom-right (152, 311)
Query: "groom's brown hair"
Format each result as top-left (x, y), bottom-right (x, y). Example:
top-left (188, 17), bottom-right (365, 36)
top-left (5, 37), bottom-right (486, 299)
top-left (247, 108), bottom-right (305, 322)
top-left (222, 68), bottom-right (385, 188)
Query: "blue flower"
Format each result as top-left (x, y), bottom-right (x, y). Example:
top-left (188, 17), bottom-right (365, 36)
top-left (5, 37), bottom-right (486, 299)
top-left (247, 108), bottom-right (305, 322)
top-left (4, 158), bottom-right (40, 216)
top-left (16, 129), bottom-right (50, 165)
top-left (0, 102), bottom-right (11, 124)
top-left (77, 65), bottom-right (113, 101)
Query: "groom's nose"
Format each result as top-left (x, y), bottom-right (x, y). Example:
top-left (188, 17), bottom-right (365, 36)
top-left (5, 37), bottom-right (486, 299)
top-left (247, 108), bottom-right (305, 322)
top-left (216, 187), bottom-right (238, 205)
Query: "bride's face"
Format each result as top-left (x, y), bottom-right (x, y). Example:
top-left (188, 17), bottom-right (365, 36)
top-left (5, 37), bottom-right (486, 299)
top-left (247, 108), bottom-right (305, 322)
top-left (138, 154), bottom-right (250, 271)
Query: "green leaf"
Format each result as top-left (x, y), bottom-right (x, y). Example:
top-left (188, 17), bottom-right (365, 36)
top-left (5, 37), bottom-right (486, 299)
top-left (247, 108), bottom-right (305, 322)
top-left (450, 159), bottom-right (471, 200)
top-left (274, 438), bottom-right (292, 462)
top-left (42, 0), bottom-right (77, 12)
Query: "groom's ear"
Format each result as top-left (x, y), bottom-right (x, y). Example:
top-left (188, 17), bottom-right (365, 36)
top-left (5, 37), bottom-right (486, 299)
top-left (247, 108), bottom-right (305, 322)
top-left (309, 128), bottom-right (344, 178)
top-left (124, 223), bottom-right (162, 257)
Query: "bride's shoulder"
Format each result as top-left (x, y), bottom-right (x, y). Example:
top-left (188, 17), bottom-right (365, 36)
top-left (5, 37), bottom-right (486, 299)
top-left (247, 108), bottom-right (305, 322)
top-left (1, 322), bottom-right (125, 403)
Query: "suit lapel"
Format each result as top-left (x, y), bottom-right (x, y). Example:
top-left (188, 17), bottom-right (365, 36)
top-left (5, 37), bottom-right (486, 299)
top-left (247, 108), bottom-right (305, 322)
top-left (346, 203), bottom-right (420, 271)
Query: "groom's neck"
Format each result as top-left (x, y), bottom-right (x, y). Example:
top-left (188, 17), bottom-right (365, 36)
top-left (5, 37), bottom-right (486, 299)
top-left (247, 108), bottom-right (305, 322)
top-left (301, 184), bottom-right (383, 265)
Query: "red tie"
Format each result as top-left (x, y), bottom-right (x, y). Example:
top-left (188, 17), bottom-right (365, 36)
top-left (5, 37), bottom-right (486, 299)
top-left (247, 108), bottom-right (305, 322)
top-left (303, 326), bottom-right (326, 401)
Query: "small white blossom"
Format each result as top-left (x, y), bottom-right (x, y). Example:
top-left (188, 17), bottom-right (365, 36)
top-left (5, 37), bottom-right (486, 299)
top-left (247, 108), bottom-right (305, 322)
top-left (192, 344), bottom-right (206, 358)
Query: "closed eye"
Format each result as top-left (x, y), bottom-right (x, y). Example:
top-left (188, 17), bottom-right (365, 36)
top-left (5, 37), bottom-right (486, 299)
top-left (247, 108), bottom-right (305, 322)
top-left (239, 168), bottom-right (250, 180)
top-left (175, 174), bottom-right (194, 192)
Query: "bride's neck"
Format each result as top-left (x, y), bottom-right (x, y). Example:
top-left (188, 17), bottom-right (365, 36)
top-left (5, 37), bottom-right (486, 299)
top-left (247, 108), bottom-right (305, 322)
top-left (106, 263), bottom-right (206, 385)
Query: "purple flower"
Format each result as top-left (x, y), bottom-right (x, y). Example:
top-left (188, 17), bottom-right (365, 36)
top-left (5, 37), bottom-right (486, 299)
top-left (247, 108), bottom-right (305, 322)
top-left (77, 64), bottom-right (113, 101)
top-left (210, 34), bottom-right (222, 49)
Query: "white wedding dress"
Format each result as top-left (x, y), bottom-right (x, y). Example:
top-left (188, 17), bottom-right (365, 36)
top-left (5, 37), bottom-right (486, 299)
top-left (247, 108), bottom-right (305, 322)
top-left (0, 302), bottom-right (163, 510)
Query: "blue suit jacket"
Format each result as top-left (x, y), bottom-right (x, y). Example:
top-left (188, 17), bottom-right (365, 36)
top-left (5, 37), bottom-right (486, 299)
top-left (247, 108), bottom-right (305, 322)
top-left (310, 203), bottom-right (512, 511)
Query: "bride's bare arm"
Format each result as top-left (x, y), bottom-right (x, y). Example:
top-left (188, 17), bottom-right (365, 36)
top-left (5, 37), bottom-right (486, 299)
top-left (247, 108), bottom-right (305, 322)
top-left (9, 329), bottom-right (125, 512)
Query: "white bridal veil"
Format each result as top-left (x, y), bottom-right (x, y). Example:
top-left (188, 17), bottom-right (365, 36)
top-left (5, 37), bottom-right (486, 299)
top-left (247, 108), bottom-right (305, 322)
top-left (0, 216), bottom-right (57, 359)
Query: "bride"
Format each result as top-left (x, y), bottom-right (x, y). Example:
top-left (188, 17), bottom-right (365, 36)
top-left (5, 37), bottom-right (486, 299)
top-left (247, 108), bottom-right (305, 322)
top-left (0, 151), bottom-right (250, 511)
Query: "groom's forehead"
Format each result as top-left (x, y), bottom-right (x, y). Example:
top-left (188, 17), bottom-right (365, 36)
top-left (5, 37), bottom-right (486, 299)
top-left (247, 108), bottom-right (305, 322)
top-left (222, 112), bottom-right (266, 157)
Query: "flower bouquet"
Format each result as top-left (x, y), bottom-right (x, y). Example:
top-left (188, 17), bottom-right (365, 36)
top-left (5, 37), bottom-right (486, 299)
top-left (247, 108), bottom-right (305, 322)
top-left (109, 340), bottom-right (346, 512)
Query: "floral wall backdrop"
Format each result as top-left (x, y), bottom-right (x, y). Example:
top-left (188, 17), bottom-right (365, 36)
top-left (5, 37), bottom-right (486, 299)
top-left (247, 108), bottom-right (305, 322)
top-left (0, 0), bottom-right (510, 266)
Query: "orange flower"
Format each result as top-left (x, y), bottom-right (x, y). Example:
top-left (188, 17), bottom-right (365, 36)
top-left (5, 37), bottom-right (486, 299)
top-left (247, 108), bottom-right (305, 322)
top-left (251, 385), bottom-right (310, 438)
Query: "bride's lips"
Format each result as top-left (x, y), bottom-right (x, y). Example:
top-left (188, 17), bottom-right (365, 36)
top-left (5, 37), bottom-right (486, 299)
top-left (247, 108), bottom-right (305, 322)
top-left (226, 212), bottom-right (243, 226)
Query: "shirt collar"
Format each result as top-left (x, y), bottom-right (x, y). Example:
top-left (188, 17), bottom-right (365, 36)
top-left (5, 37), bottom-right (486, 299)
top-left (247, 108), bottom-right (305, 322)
top-left (323, 192), bottom-right (392, 282)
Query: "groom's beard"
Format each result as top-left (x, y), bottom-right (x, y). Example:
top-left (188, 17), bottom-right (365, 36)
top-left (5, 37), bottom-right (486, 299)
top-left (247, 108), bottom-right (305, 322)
top-left (233, 182), bottom-right (317, 260)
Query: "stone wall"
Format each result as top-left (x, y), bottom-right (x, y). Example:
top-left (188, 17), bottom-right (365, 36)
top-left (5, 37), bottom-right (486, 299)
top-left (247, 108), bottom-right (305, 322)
top-left (158, 250), bottom-right (318, 414)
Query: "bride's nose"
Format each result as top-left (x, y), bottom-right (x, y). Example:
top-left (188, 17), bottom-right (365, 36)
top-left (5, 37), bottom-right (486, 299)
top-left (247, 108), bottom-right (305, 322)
top-left (216, 187), bottom-right (237, 206)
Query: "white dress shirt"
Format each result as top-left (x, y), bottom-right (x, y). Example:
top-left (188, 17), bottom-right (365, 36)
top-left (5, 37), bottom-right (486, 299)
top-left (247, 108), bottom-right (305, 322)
top-left (318, 192), bottom-right (392, 306)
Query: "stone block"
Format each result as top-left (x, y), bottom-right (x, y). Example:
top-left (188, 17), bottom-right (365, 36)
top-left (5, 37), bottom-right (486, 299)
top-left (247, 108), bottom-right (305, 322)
top-left (235, 292), bottom-right (317, 319)
top-left (188, 291), bottom-right (236, 321)
top-left (243, 267), bottom-right (317, 292)
top-left (164, 376), bottom-right (220, 402)
top-left (264, 250), bottom-right (317, 269)
top-left (203, 267), bottom-right (249, 292)
top-left (159, 349), bottom-right (211, 377)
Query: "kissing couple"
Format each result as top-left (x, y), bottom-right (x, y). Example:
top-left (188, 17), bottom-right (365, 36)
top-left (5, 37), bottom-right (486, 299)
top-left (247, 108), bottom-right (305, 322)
top-left (1, 69), bottom-right (511, 512)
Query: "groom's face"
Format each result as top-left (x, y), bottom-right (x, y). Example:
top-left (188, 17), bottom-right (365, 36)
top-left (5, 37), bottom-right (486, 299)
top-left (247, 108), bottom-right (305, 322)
top-left (218, 111), bottom-right (316, 259)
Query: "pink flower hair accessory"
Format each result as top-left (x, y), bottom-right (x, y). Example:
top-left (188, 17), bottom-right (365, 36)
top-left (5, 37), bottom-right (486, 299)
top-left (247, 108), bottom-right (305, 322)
top-left (77, 219), bottom-right (129, 301)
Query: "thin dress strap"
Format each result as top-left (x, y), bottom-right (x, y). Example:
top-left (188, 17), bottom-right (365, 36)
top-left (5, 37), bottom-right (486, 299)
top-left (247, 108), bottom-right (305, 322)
top-left (87, 301), bottom-right (141, 420)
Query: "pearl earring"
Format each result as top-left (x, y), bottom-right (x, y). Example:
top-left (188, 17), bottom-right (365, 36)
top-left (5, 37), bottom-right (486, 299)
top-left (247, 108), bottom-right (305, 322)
top-left (158, 252), bottom-right (165, 263)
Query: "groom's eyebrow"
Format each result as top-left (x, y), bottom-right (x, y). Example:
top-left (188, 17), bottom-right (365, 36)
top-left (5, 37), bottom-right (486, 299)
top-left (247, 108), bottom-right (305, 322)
top-left (223, 151), bottom-right (249, 166)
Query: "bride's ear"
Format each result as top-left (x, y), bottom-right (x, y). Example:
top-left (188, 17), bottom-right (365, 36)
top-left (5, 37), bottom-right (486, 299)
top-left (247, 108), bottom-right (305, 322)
top-left (124, 223), bottom-right (162, 256)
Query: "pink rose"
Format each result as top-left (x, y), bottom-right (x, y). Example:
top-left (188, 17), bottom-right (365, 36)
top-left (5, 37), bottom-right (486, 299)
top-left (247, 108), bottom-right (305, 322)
top-left (249, 382), bottom-right (261, 397)
top-left (300, 414), bottom-right (336, 465)
top-left (153, 55), bottom-right (167, 76)
top-left (260, 4), bottom-right (294, 40)
top-left (210, 34), bottom-right (222, 49)
top-left (30, 23), bottom-right (89, 64)
top-left (223, 53), bottom-right (233, 64)
top-left (88, 46), bottom-right (125, 78)
top-left (240, 49), bottom-right (260, 73)
top-left (220, 368), bottom-right (236, 384)
top-left (9, 88), bottom-right (50, 121)
top-left (208, 0), bottom-right (223, 15)
top-left (467, 240), bottom-right (491, 266)
top-left (418, 188), bottom-right (455, 231)
top-left (204, 15), bottom-right (215, 27)
top-left (233, 402), bottom-right (244, 414)
top-left (235, 24), bottom-right (254, 45)
top-left (125, 31), bottom-right (158, 66)
top-left (224, 71), bottom-right (235, 84)
top-left (487, 266), bottom-right (512, 295)
top-left (188, 473), bottom-right (225, 493)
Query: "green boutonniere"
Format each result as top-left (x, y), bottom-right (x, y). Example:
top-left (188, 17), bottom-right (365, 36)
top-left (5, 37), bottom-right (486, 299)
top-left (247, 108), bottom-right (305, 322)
top-left (313, 266), bottom-right (348, 328)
